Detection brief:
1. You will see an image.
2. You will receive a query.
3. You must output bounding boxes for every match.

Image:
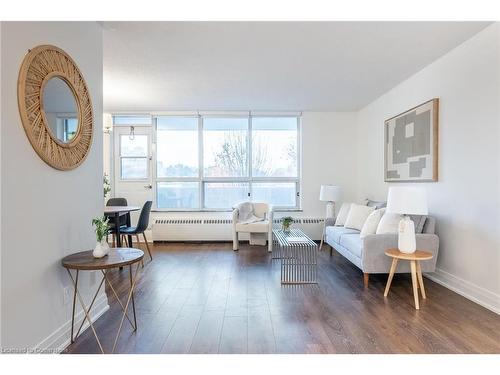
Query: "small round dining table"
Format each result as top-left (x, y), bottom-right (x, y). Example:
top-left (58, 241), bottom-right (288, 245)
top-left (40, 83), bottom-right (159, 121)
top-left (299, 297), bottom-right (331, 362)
top-left (104, 205), bottom-right (140, 247)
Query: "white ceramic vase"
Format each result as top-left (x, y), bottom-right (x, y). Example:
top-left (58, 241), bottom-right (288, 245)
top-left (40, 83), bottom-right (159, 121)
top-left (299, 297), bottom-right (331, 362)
top-left (398, 216), bottom-right (416, 253)
top-left (93, 238), bottom-right (110, 258)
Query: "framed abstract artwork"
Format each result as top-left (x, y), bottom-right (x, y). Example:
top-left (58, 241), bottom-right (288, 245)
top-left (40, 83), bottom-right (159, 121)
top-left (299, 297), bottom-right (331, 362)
top-left (384, 98), bottom-right (439, 182)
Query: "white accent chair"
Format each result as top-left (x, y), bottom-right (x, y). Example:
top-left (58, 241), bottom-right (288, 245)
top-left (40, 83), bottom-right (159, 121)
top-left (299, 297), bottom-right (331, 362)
top-left (232, 202), bottom-right (273, 252)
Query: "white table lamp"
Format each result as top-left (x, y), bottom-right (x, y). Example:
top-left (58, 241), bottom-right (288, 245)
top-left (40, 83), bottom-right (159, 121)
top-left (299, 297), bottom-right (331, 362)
top-left (319, 185), bottom-right (341, 250)
top-left (386, 187), bottom-right (428, 254)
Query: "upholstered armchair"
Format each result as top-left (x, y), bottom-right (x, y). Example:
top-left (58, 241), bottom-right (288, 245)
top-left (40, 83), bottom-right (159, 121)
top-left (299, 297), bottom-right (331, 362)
top-left (232, 202), bottom-right (273, 252)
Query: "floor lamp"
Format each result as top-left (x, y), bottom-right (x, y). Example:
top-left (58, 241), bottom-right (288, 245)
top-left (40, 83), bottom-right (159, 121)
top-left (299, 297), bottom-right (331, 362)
top-left (319, 185), bottom-right (341, 251)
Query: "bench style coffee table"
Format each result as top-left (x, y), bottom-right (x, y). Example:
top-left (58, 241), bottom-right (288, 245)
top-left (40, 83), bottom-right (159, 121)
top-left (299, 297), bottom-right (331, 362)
top-left (272, 228), bottom-right (318, 284)
top-left (62, 248), bottom-right (144, 353)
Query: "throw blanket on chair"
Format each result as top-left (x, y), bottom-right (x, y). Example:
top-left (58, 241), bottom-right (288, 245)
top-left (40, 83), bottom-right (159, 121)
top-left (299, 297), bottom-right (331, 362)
top-left (233, 202), bottom-right (264, 224)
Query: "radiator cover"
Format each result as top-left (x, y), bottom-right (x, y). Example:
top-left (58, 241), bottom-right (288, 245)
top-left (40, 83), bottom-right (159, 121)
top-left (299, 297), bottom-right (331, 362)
top-left (152, 217), bottom-right (324, 242)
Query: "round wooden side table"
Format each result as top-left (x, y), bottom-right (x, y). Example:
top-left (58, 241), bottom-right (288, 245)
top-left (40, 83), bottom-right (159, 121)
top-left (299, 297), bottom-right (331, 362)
top-left (62, 247), bottom-right (144, 353)
top-left (383, 248), bottom-right (433, 310)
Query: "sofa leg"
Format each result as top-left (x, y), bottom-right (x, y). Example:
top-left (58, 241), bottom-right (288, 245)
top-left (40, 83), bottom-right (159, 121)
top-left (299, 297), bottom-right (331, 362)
top-left (363, 273), bottom-right (369, 288)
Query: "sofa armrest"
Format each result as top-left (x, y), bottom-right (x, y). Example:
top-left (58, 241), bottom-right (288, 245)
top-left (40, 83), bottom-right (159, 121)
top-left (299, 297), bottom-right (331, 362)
top-left (362, 233), bottom-right (439, 273)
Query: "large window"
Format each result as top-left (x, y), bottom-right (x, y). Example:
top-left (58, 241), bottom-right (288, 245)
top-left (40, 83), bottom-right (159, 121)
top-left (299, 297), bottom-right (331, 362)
top-left (155, 115), bottom-right (300, 210)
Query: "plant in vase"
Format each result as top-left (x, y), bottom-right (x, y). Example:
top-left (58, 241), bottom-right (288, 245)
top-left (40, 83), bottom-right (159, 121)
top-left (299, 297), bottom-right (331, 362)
top-left (281, 216), bottom-right (294, 233)
top-left (92, 216), bottom-right (110, 258)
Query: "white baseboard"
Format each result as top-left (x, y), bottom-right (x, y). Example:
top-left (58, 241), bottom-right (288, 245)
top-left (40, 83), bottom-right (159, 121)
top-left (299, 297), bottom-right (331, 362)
top-left (425, 268), bottom-right (500, 315)
top-left (35, 293), bottom-right (109, 353)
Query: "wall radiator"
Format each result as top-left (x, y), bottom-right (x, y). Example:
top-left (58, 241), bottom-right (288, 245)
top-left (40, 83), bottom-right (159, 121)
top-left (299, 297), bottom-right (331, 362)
top-left (152, 217), bottom-right (324, 242)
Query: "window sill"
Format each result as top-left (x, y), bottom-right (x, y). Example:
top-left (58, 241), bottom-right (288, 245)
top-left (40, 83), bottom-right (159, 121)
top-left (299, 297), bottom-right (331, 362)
top-left (151, 209), bottom-right (303, 213)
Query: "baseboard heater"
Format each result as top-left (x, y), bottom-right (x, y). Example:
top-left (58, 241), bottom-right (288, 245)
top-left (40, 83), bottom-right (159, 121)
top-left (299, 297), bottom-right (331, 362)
top-left (152, 217), bottom-right (324, 242)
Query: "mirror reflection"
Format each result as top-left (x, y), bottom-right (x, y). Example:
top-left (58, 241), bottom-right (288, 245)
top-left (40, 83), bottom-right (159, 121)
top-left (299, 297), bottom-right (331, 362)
top-left (42, 77), bottom-right (79, 143)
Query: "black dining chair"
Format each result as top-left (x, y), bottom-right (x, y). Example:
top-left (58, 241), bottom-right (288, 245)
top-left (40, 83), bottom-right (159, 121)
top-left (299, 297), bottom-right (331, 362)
top-left (106, 197), bottom-right (129, 247)
top-left (120, 201), bottom-right (153, 261)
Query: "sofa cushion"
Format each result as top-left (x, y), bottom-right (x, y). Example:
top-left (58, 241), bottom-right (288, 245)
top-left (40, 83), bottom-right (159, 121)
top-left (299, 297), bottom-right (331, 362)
top-left (409, 215), bottom-right (427, 234)
top-left (235, 220), bottom-right (270, 233)
top-left (340, 234), bottom-right (363, 258)
top-left (360, 208), bottom-right (385, 238)
top-left (365, 199), bottom-right (387, 209)
top-left (334, 203), bottom-right (352, 226)
top-left (325, 226), bottom-right (360, 244)
top-left (376, 212), bottom-right (403, 234)
top-left (344, 204), bottom-right (375, 231)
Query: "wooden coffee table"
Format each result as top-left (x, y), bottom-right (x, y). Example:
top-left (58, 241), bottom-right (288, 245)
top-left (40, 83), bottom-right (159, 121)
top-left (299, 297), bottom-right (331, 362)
top-left (384, 248), bottom-right (433, 310)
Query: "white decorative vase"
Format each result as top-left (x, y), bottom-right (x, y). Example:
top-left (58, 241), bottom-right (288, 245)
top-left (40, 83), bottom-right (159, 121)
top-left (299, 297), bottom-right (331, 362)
top-left (93, 239), bottom-right (110, 258)
top-left (398, 216), bottom-right (416, 253)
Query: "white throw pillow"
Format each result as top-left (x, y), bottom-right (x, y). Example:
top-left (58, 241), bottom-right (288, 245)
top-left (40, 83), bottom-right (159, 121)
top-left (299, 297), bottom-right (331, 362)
top-left (334, 203), bottom-right (352, 226)
top-left (360, 208), bottom-right (385, 238)
top-left (376, 212), bottom-right (404, 234)
top-left (344, 204), bottom-right (375, 231)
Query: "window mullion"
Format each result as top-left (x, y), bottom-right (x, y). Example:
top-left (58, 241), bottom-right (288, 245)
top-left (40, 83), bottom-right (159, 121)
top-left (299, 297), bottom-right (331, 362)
top-left (199, 115), bottom-right (204, 209)
top-left (248, 115), bottom-right (252, 200)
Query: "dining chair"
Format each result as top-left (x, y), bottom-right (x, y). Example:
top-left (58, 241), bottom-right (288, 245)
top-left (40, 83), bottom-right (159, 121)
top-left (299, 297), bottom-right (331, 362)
top-left (120, 201), bottom-right (153, 261)
top-left (106, 197), bottom-right (128, 247)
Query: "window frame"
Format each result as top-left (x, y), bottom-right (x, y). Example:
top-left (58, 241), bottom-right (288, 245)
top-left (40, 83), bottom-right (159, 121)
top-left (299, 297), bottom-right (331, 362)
top-left (118, 133), bottom-right (150, 181)
top-left (153, 114), bottom-right (301, 212)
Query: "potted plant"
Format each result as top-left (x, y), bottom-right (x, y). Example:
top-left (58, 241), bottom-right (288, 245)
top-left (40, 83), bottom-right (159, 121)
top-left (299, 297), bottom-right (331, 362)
top-left (281, 216), bottom-right (294, 233)
top-left (92, 216), bottom-right (110, 258)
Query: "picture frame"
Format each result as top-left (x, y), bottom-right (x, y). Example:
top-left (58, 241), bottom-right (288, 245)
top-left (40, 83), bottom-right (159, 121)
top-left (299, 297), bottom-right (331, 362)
top-left (384, 98), bottom-right (439, 182)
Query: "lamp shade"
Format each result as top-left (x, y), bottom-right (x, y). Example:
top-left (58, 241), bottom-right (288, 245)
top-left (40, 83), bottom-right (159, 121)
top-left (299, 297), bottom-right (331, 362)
top-left (319, 185), bottom-right (341, 202)
top-left (386, 187), bottom-right (428, 215)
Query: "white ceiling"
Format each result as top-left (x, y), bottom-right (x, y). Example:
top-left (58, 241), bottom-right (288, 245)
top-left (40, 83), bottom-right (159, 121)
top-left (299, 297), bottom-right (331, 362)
top-left (103, 21), bottom-right (490, 112)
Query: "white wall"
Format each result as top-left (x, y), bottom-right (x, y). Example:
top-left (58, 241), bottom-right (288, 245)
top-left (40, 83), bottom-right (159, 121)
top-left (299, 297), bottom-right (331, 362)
top-left (1, 22), bottom-right (105, 350)
top-left (356, 23), bottom-right (500, 313)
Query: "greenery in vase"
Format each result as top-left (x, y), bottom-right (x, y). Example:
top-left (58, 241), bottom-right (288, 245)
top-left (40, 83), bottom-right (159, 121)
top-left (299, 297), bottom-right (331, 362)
top-left (103, 174), bottom-right (111, 198)
top-left (281, 216), bottom-right (294, 231)
top-left (92, 216), bottom-right (110, 242)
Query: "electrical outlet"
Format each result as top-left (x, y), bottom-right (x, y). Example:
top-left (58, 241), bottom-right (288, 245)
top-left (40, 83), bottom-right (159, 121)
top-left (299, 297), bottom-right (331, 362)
top-left (63, 286), bottom-right (71, 305)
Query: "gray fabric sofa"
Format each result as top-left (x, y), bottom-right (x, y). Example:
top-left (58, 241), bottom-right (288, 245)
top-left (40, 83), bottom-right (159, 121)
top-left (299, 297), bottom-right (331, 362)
top-left (325, 216), bottom-right (439, 287)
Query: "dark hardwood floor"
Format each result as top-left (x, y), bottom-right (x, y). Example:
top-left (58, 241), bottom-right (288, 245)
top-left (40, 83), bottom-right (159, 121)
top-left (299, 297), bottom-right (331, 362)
top-left (64, 242), bottom-right (500, 354)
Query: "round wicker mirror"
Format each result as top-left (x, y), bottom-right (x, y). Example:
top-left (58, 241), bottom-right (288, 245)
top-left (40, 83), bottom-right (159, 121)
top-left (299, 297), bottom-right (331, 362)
top-left (17, 45), bottom-right (93, 170)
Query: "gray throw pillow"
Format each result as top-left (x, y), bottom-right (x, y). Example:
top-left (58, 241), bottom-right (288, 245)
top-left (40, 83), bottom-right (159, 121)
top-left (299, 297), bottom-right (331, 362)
top-left (409, 215), bottom-right (427, 234)
top-left (365, 199), bottom-right (387, 210)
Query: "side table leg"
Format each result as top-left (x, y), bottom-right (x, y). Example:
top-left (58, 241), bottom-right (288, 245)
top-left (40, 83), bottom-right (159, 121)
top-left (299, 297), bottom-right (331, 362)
top-left (410, 260), bottom-right (420, 310)
top-left (384, 258), bottom-right (398, 297)
top-left (129, 264), bottom-right (138, 331)
top-left (66, 269), bottom-right (105, 353)
top-left (112, 262), bottom-right (141, 353)
top-left (416, 261), bottom-right (427, 299)
top-left (70, 270), bottom-right (79, 343)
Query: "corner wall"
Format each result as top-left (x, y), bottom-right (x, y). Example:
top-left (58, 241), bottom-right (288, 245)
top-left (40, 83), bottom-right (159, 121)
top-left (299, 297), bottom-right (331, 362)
top-left (1, 22), bottom-right (106, 350)
top-left (355, 23), bottom-right (500, 313)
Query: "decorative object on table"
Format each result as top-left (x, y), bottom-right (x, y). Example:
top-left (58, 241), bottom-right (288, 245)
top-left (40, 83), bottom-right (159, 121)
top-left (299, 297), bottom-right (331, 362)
top-left (103, 174), bottom-right (111, 199)
top-left (384, 248), bottom-right (434, 310)
top-left (319, 185), bottom-right (341, 250)
top-left (384, 98), bottom-right (439, 182)
top-left (281, 216), bottom-right (294, 233)
top-left (92, 216), bottom-right (110, 258)
top-left (232, 202), bottom-right (273, 252)
top-left (17, 45), bottom-right (94, 170)
top-left (272, 228), bottom-right (318, 284)
top-left (386, 186), bottom-right (428, 253)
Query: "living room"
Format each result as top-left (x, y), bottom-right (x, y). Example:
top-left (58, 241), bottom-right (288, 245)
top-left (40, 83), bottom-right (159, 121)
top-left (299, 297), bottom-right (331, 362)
top-left (1, 0), bottom-right (499, 372)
